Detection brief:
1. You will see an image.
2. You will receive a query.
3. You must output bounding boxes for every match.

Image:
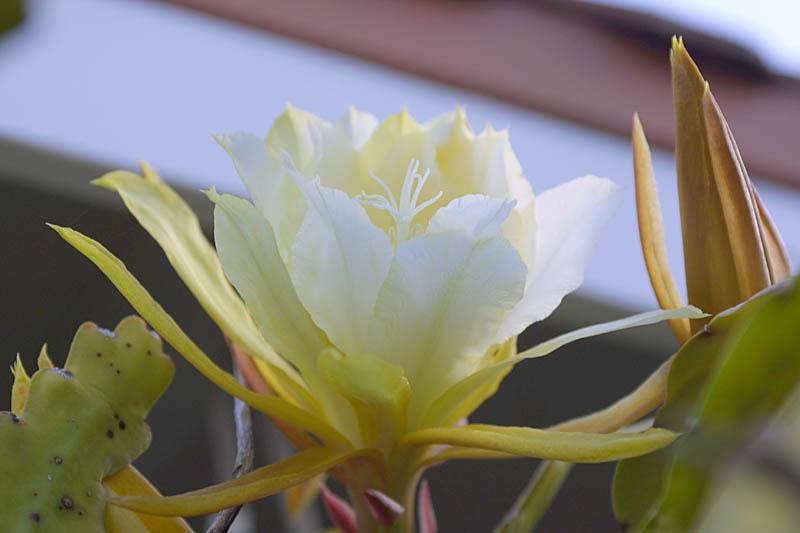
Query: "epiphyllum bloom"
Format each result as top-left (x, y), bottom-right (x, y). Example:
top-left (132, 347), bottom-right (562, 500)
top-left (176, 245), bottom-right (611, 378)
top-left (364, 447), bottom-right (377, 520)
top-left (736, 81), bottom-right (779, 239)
top-left (53, 107), bottom-right (702, 528)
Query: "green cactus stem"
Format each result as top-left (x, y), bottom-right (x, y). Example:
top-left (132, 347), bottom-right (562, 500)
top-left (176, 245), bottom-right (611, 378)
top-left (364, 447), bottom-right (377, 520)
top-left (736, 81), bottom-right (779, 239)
top-left (0, 316), bottom-right (174, 532)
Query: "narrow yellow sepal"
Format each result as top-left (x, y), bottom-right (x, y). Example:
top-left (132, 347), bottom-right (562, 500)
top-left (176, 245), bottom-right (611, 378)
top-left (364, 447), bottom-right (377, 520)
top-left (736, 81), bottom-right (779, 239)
top-left (400, 425), bottom-right (678, 464)
top-left (631, 114), bottom-right (690, 342)
top-left (92, 163), bottom-right (313, 410)
top-left (10, 355), bottom-right (30, 414)
top-left (108, 447), bottom-right (377, 517)
top-left (104, 465), bottom-right (192, 532)
top-left (422, 307), bottom-right (705, 430)
top-left (37, 343), bottom-right (53, 369)
top-left (49, 224), bottom-right (351, 450)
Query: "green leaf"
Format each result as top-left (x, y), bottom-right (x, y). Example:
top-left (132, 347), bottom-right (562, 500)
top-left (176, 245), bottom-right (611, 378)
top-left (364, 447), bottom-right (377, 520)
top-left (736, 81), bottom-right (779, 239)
top-left (0, 0), bottom-right (23, 35)
top-left (613, 277), bottom-right (800, 531)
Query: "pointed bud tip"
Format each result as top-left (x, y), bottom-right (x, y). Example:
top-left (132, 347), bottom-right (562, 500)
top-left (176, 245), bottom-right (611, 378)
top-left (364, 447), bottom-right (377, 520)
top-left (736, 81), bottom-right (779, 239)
top-left (320, 484), bottom-right (357, 533)
top-left (418, 480), bottom-right (438, 533)
top-left (364, 489), bottom-right (404, 526)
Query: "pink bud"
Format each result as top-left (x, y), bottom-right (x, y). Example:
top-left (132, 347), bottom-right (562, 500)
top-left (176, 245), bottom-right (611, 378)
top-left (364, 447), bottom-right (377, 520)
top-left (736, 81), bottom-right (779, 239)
top-left (364, 489), bottom-right (404, 526)
top-left (320, 484), bottom-right (357, 533)
top-left (418, 480), bottom-right (438, 533)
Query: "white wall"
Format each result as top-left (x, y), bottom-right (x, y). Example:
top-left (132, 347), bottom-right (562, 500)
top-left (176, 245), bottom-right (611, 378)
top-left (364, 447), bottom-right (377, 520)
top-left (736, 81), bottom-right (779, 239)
top-left (0, 0), bottom-right (797, 312)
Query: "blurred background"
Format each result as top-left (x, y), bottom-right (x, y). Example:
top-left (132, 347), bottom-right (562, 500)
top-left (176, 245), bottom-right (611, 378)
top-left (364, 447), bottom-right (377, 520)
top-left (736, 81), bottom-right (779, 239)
top-left (1, 0), bottom-right (798, 531)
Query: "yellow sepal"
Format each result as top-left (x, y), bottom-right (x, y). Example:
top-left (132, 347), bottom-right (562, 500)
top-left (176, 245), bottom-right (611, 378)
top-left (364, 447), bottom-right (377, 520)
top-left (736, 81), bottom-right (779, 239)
top-left (104, 465), bottom-right (192, 532)
top-left (109, 447), bottom-right (378, 517)
top-left (632, 114), bottom-right (690, 342)
top-left (93, 163), bottom-right (313, 409)
top-left (10, 355), bottom-right (29, 414)
top-left (49, 224), bottom-right (351, 449)
top-left (401, 424), bottom-right (677, 464)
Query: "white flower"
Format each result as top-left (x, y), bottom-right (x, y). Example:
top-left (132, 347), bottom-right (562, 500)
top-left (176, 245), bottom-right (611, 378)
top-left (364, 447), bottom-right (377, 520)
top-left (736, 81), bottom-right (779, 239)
top-left (212, 106), bottom-right (622, 422)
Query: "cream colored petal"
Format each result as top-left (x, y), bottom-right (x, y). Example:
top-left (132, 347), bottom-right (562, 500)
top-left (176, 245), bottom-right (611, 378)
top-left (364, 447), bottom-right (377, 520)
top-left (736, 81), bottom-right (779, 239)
top-left (360, 110), bottom-right (439, 202)
top-left (496, 175), bottom-right (622, 341)
top-left (212, 190), bottom-right (360, 435)
top-left (265, 104), bottom-right (329, 174)
top-left (427, 194), bottom-right (515, 241)
top-left (432, 110), bottom-right (536, 262)
top-left (289, 171), bottom-right (393, 357)
top-left (336, 106), bottom-right (379, 150)
top-left (215, 131), bottom-right (306, 257)
top-left (366, 231), bottom-right (527, 423)
top-left (434, 110), bottom-right (530, 203)
top-left (209, 190), bottom-right (328, 379)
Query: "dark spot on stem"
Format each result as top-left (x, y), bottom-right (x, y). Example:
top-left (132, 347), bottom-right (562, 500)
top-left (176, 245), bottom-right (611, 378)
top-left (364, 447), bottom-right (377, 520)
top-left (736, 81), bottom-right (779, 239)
top-left (146, 350), bottom-right (152, 356)
top-left (31, 513), bottom-right (41, 522)
top-left (118, 420), bottom-right (126, 430)
top-left (52, 456), bottom-right (63, 465)
top-left (60, 496), bottom-right (74, 510)
top-left (115, 370), bottom-right (121, 375)
top-left (125, 342), bottom-right (132, 348)
top-left (33, 492), bottom-right (38, 497)
top-left (96, 352), bottom-right (102, 358)
top-left (106, 429), bottom-right (114, 439)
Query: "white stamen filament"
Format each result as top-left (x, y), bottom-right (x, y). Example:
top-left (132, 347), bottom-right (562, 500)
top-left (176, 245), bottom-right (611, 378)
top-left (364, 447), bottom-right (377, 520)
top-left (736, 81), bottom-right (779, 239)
top-left (357, 159), bottom-right (443, 244)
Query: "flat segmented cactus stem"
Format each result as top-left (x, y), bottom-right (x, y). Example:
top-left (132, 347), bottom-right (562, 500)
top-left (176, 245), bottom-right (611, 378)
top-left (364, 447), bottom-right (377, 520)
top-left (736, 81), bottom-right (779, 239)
top-left (0, 316), bottom-right (174, 532)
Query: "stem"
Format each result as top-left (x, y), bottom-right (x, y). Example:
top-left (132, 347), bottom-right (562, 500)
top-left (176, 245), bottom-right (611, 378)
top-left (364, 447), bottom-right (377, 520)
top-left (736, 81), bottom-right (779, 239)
top-left (494, 461), bottom-right (572, 533)
top-left (206, 367), bottom-right (255, 533)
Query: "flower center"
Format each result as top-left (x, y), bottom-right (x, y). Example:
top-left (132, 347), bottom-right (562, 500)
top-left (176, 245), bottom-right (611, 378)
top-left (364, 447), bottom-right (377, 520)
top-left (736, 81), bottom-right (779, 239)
top-left (357, 159), bottom-right (443, 244)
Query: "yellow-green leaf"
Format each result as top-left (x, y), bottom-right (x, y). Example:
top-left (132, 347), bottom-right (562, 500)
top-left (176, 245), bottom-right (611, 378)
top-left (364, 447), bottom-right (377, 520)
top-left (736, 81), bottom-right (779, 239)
top-left (613, 278), bottom-right (800, 530)
top-left (640, 277), bottom-right (800, 531)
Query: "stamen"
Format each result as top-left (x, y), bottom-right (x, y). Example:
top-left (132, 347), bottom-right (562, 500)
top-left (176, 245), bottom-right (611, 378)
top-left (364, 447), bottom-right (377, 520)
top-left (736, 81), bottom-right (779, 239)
top-left (367, 172), bottom-right (398, 211)
top-left (356, 159), bottom-right (443, 244)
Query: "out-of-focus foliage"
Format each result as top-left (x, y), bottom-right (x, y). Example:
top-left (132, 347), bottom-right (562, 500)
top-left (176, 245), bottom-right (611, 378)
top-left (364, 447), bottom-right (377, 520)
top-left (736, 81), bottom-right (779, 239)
top-left (698, 387), bottom-right (800, 532)
top-left (613, 276), bottom-right (800, 531)
top-left (0, 0), bottom-right (23, 35)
